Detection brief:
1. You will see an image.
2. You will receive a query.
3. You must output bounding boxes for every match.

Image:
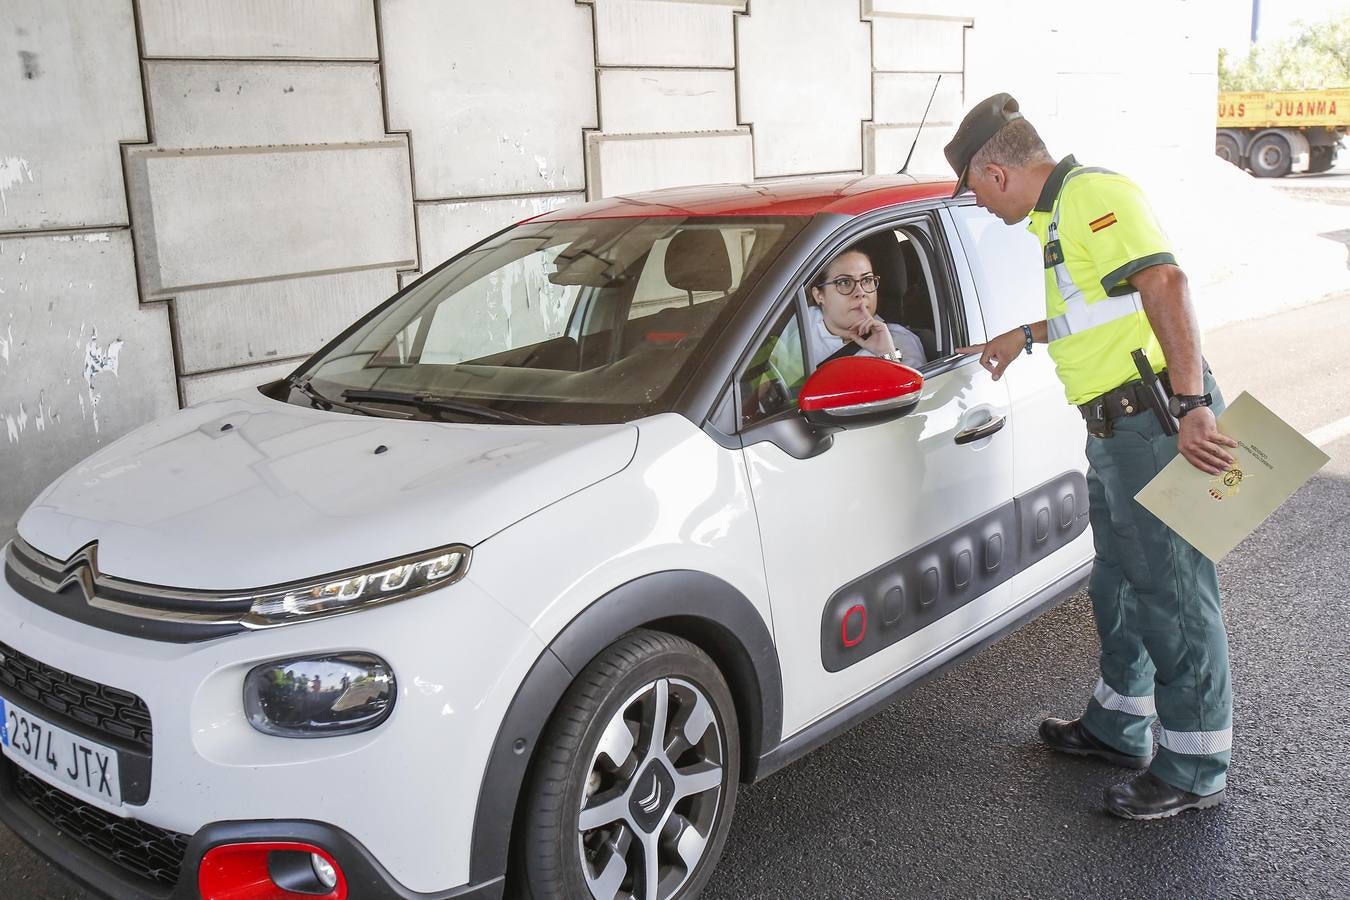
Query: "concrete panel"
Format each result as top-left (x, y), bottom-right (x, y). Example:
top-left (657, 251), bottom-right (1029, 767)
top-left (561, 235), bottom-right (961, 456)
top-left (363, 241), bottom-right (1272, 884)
top-left (124, 141), bottom-right (416, 296)
top-left (599, 69), bottom-right (738, 135)
top-left (737, 0), bottom-right (871, 177)
top-left (145, 61), bottom-right (387, 149)
top-left (0, 1), bottom-right (145, 230)
top-left (0, 231), bottom-right (177, 537)
top-left (138, 0), bottom-right (377, 59)
top-left (585, 131), bottom-right (753, 199)
top-left (864, 122), bottom-right (956, 178)
top-left (416, 194), bottom-right (584, 270)
top-left (863, 0), bottom-right (974, 22)
top-left (589, 0), bottom-right (740, 67)
top-left (181, 360), bottom-right (297, 407)
top-left (873, 17), bottom-right (966, 72)
top-left (874, 73), bottom-right (964, 125)
top-left (174, 268), bottom-right (399, 375)
top-left (381, 0), bottom-right (595, 199)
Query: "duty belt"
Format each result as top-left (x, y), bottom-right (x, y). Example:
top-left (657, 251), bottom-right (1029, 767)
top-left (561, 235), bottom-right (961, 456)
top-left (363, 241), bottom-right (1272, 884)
top-left (1078, 363), bottom-right (1208, 438)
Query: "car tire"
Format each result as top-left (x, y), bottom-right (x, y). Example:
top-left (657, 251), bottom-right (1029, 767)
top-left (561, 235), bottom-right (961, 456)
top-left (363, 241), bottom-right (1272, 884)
top-left (1214, 132), bottom-right (1241, 167)
top-left (515, 629), bottom-right (741, 900)
top-left (1248, 133), bottom-right (1292, 178)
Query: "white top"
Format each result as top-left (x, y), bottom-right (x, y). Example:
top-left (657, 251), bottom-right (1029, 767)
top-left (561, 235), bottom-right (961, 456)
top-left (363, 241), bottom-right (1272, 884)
top-left (804, 306), bottom-right (927, 368)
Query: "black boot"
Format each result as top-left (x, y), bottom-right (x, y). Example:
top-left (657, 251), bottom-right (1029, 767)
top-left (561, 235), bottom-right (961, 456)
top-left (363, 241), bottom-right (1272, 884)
top-left (1038, 717), bottom-right (1151, 770)
top-left (1104, 771), bottom-right (1227, 820)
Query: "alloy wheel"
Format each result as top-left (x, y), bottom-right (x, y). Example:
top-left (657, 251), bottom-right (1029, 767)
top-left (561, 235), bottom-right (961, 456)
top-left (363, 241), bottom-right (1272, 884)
top-left (575, 677), bottom-right (725, 900)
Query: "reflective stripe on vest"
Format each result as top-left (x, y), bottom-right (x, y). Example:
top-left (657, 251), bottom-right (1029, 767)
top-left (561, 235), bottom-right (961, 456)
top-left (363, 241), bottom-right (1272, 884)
top-left (1045, 167), bottom-right (1146, 343)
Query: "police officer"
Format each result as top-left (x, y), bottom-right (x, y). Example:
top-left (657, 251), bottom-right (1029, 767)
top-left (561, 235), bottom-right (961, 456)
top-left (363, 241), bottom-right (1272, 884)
top-left (945, 93), bottom-right (1240, 820)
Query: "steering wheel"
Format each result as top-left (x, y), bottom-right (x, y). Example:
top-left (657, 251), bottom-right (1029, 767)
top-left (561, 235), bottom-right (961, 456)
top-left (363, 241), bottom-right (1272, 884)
top-left (755, 358), bottom-right (793, 415)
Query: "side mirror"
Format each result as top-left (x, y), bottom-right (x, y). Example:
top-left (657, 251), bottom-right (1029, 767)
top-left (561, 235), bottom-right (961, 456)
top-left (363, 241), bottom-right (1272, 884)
top-left (799, 356), bottom-right (924, 427)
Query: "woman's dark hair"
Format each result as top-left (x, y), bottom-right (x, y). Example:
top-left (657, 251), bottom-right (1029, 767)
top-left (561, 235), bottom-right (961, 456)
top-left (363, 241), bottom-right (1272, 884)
top-left (811, 246), bottom-right (871, 291)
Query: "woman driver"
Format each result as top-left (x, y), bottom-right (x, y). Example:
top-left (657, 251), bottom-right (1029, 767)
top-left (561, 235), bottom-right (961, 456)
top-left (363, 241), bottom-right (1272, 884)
top-left (806, 248), bottom-right (926, 367)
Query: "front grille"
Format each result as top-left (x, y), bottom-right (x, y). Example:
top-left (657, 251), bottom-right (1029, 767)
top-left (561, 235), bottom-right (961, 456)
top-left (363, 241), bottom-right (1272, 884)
top-left (14, 767), bottom-right (188, 887)
top-left (4, 537), bottom-right (250, 643)
top-left (0, 640), bottom-right (152, 753)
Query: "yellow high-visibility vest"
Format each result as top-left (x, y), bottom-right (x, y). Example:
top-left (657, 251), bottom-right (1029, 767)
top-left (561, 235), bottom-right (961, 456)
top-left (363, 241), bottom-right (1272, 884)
top-left (1026, 159), bottom-right (1174, 405)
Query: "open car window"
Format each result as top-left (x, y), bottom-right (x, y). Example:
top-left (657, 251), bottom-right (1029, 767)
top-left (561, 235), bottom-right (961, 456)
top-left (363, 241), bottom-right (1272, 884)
top-left (296, 216), bottom-right (807, 425)
top-left (838, 218), bottom-right (968, 368)
top-left (739, 309), bottom-right (808, 426)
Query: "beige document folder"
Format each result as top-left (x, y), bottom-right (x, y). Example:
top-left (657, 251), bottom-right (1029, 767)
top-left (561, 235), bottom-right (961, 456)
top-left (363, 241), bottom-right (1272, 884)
top-left (1134, 392), bottom-right (1331, 563)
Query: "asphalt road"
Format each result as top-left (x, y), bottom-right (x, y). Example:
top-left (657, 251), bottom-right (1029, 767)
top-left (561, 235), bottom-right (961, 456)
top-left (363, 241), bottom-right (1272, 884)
top-left (2, 291), bottom-right (1347, 898)
top-left (1276, 152), bottom-right (1350, 191)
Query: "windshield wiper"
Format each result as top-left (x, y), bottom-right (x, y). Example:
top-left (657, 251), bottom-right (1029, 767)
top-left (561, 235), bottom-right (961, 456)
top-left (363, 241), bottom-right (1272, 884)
top-left (341, 389), bottom-right (543, 425)
top-left (286, 376), bottom-right (410, 418)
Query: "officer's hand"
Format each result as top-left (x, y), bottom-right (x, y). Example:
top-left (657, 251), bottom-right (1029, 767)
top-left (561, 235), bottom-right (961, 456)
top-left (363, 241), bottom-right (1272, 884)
top-left (1177, 406), bottom-right (1238, 475)
top-left (956, 328), bottom-right (1025, 381)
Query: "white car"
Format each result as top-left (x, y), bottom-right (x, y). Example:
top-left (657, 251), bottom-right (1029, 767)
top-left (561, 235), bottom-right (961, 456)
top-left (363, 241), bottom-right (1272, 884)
top-left (0, 176), bottom-right (1092, 900)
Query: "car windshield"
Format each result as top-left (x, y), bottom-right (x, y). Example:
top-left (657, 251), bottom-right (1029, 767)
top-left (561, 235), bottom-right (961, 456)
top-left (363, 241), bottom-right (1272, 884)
top-left (291, 215), bottom-right (806, 424)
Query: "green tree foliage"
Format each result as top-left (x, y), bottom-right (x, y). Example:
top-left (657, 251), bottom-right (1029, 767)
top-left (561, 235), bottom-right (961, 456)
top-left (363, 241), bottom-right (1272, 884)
top-left (1219, 11), bottom-right (1350, 90)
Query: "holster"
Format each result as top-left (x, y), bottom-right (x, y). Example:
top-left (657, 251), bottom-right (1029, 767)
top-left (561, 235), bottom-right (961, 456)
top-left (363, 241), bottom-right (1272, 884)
top-left (1082, 399), bottom-right (1114, 439)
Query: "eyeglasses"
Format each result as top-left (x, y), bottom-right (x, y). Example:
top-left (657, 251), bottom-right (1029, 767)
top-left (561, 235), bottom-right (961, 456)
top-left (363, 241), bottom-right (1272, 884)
top-left (816, 274), bottom-right (880, 294)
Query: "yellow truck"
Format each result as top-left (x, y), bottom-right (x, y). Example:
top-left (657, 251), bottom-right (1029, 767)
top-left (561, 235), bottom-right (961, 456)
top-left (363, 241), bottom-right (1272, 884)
top-left (1216, 88), bottom-right (1348, 177)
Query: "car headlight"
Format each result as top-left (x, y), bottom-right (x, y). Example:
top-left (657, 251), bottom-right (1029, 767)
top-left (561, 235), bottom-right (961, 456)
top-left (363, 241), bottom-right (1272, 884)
top-left (244, 653), bottom-right (395, 738)
top-left (243, 545), bottom-right (470, 626)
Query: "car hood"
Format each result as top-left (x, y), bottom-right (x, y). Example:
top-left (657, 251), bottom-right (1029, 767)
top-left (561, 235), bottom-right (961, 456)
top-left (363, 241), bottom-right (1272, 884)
top-left (16, 390), bottom-right (638, 590)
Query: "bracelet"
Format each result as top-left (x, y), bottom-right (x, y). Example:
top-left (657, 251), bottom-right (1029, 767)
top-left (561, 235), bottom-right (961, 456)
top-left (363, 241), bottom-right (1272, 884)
top-left (1021, 324), bottom-right (1034, 355)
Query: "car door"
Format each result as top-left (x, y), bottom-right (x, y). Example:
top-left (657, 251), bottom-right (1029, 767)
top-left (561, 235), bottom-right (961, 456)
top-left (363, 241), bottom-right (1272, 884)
top-left (737, 213), bottom-right (1017, 737)
top-left (942, 203), bottom-right (1094, 603)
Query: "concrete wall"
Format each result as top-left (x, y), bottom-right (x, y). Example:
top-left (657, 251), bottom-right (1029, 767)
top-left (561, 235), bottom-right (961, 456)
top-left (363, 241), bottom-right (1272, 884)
top-left (0, 0), bottom-right (1221, 537)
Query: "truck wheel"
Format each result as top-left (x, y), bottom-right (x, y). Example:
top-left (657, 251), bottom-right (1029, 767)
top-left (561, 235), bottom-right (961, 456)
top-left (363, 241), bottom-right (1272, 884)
top-left (516, 629), bottom-right (741, 900)
top-left (1215, 132), bottom-right (1241, 167)
top-left (1248, 133), bottom-right (1292, 178)
top-left (1309, 145), bottom-right (1335, 174)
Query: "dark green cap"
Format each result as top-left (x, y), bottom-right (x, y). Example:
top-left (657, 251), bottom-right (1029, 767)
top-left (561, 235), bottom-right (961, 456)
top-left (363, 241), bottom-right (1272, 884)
top-left (943, 92), bottom-right (1022, 197)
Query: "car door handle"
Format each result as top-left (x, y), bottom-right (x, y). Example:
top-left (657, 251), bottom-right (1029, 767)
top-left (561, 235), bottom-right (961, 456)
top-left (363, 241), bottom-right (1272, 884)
top-left (954, 415), bottom-right (1006, 445)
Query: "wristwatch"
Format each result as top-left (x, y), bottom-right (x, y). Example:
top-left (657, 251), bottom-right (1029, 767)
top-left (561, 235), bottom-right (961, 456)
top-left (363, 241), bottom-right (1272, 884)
top-left (1167, 392), bottom-right (1213, 418)
top-left (882, 349), bottom-right (903, 362)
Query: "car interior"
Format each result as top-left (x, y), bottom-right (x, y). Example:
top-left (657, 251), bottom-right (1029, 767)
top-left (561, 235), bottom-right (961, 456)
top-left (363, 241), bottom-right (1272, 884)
top-left (459, 226), bottom-right (735, 375)
top-left (851, 228), bottom-right (941, 364)
top-left (736, 222), bottom-right (953, 426)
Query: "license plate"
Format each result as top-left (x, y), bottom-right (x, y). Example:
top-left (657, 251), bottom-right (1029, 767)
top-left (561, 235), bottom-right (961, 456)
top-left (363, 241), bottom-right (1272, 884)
top-left (0, 696), bottom-right (122, 806)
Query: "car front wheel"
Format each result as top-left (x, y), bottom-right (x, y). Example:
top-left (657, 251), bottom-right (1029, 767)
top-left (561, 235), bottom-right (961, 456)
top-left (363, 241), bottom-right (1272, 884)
top-left (516, 629), bottom-right (741, 900)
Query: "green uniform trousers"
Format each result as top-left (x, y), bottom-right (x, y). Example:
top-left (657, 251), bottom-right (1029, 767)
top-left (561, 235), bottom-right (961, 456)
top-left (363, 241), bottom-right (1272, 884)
top-left (1079, 370), bottom-right (1233, 796)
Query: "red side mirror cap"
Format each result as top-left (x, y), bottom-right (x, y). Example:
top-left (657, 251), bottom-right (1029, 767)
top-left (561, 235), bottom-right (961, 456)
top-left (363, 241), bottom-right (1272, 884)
top-left (799, 356), bottom-right (923, 425)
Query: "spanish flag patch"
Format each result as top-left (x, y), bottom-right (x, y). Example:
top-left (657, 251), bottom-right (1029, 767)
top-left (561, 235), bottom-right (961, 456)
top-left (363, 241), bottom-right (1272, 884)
top-left (1089, 212), bottom-right (1117, 233)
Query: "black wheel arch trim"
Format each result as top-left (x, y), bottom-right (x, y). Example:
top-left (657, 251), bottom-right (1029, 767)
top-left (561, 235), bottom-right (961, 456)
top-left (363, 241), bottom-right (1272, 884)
top-left (468, 569), bottom-right (783, 886)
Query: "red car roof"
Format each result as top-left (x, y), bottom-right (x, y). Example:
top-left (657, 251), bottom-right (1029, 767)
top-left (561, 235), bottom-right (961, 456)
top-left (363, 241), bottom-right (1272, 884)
top-left (530, 174), bottom-right (957, 221)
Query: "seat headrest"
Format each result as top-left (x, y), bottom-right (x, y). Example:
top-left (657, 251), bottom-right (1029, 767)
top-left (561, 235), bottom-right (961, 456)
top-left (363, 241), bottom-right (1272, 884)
top-left (852, 234), bottom-right (907, 296)
top-left (664, 229), bottom-right (732, 293)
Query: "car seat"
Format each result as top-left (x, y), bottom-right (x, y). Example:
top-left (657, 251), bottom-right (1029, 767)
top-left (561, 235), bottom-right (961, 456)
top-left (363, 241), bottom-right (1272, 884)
top-left (852, 233), bottom-right (938, 362)
top-left (664, 228), bottom-right (733, 302)
top-left (896, 239), bottom-right (939, 360)
top-left (620, 229), bottom-right (733, 355)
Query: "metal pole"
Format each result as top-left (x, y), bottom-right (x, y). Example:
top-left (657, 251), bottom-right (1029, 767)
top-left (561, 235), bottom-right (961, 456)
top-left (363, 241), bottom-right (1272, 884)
top-left (1250, 0), bottom-right (1261, 44)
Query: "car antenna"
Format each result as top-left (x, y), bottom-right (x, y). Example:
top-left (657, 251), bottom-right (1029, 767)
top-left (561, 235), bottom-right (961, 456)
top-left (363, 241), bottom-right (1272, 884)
top-left (898, 74), bottom-right (942, 175)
